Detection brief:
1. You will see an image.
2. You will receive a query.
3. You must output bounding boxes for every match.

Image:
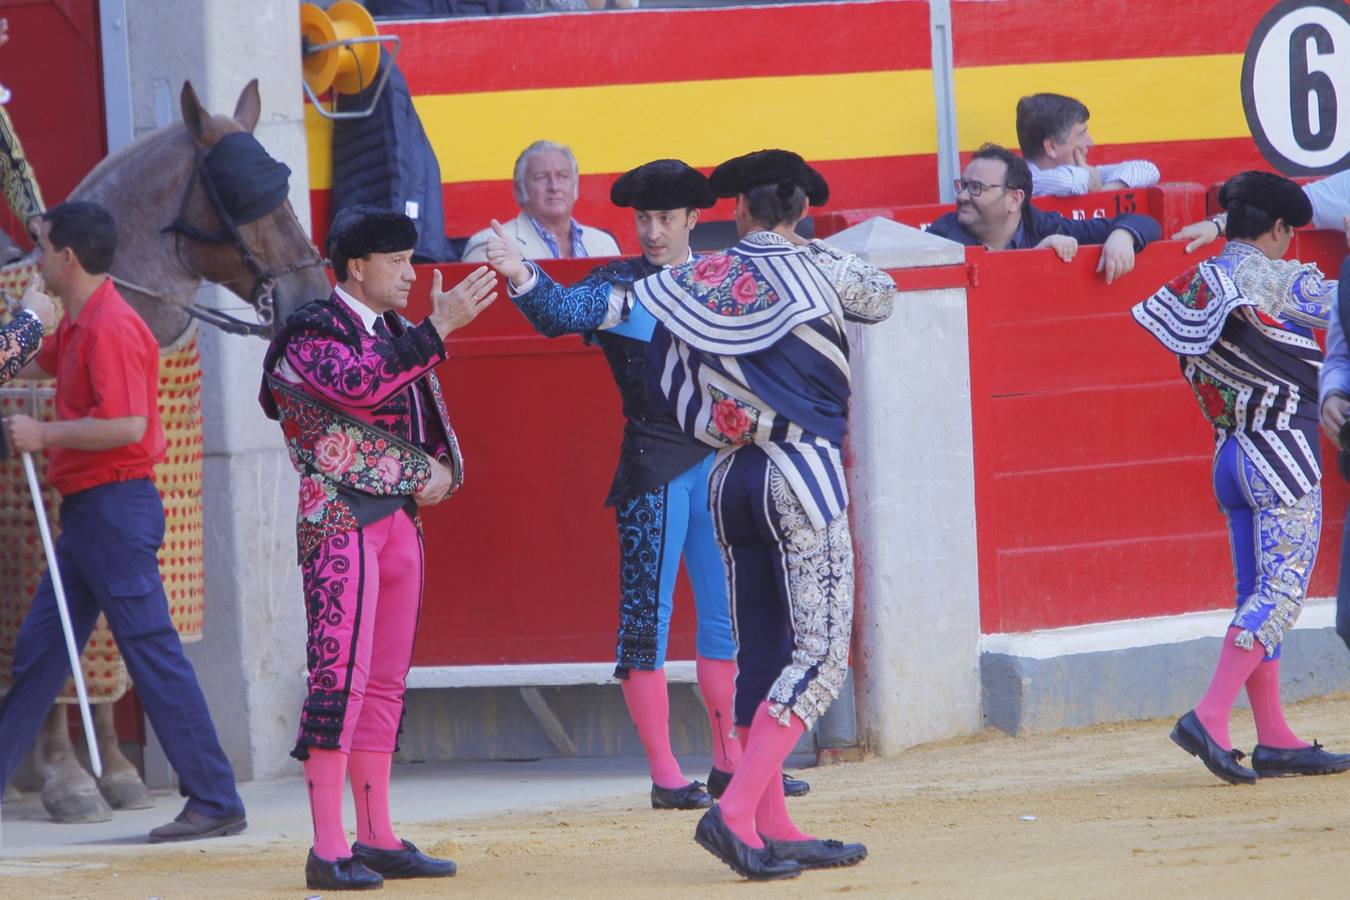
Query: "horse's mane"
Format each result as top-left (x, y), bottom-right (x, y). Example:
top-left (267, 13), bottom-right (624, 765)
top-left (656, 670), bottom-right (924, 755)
top-left (72, 122), bottom-right (195, 199)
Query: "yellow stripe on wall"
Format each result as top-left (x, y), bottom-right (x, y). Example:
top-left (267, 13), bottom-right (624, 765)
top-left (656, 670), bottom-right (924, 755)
top-left (955, 55), bottom-right (1247, 150)
top-left (307, 70), bottom-right (937, 190)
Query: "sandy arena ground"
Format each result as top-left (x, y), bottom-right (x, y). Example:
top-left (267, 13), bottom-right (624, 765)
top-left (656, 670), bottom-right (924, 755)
top-left (7, 695), bottom-right (1350, 898)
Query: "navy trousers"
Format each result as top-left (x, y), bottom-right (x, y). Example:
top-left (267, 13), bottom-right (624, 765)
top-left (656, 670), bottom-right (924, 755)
top-left (0, 478), bottom-right (242, 819)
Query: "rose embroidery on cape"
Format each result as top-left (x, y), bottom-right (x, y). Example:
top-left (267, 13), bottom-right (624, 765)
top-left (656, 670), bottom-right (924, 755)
top-left (693, 254), bottom-right (733, 286)
top-left (706, 386), bottom-right (759, 445)
top-left (298, 476), bottom-right (335, 522)
top-left (314, 430), bottom-right (359, 475)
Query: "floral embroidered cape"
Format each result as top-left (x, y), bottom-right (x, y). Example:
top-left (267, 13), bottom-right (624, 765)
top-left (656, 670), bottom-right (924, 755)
top-left (266, 373), bottom-right (450, 561)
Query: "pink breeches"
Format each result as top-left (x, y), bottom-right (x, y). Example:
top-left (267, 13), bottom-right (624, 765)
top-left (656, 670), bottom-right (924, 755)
top-left (293, 509), bottom-right (424, 758)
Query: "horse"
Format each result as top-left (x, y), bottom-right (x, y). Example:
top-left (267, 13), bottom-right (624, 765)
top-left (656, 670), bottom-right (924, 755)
top-left (1, 79), bottom-right (330, 822)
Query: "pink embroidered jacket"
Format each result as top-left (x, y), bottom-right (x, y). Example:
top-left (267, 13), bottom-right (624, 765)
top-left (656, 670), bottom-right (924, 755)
top-left (259, 293), bottom-right (462, 559)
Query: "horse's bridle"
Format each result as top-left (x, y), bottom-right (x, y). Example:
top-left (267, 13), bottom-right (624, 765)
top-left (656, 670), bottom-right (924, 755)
top-left (137, 141), bottom-right (328, 337)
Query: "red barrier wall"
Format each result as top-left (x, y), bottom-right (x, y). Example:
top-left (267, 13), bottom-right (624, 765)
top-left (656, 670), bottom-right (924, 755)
top-left (813, 184), bottom-right (1207, 240)
top-left (396, 259), bottom-right (699, 666)
top-left (0, 0), bottom-right (106, 247)
top-left (969, 234), bottom-right (1349, 634)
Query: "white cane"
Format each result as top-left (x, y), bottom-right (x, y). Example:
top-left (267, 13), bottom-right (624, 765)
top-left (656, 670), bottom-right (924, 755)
top-left (21, 451), bottom-right (102, 778)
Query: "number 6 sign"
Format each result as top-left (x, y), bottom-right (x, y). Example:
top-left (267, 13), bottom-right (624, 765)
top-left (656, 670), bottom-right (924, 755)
top-left (1242, 0), bottom-right (1350, 175)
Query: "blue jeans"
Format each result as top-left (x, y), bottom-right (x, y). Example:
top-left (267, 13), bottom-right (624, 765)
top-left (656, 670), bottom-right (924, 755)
top-left (0, 479), bottom-right (242, 819)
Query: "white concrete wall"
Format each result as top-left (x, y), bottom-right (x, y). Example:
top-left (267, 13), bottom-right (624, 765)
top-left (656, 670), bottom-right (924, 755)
top-left (122, 0), bottom-right (308, 780)
top-left (829, 219), bottom-right (983, 755)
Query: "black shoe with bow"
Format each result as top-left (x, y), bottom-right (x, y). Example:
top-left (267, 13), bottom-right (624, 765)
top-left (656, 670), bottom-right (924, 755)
top-left (651, 780), bottom-right (712, 810)
top-left (351, 839), bottom-right (457, 878)
top-left (763, 837), bottom-right (868, 869)
top-left (1251, 740), bottom-right (1350, 777)
top-left (693, 805), bottom-right (801, 881)
top-left (1169, 710), bottom-right (1258, 785)
top-left (707, 769), bottom-right (811, 800)
top-left (305, 850), bottom-right (384, 890)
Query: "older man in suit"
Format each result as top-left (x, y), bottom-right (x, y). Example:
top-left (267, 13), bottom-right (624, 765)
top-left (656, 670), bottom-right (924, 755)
top-left (462, 140), bottom-right (619, 261)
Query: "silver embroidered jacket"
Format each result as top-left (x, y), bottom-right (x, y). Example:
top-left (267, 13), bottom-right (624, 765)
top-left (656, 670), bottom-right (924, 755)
top-left (1132, 241), bottom-right (1334, 505)
top-left (635, 231), bottom-right (895, 530)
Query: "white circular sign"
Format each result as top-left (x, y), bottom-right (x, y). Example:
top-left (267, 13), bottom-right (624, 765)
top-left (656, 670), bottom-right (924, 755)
top-left (1243, 0), bottom-right (1350, 174)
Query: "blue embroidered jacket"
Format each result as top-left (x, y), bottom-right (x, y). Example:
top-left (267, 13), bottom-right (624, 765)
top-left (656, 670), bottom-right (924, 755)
top-left (510, 256), bottom-right (711, 505)
top-left (1133, 241), bottom-right (1333, 505)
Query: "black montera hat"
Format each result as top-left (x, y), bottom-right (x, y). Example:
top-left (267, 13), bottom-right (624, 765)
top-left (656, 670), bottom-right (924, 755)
top-left (610, 159), bottom-right (716, 210)
top-left (708, 149), bottom-right (829, 206)
top-left (326, 205), bottom-right (419, 260)
top-left (1218, 171), bottom-right (1312, 228)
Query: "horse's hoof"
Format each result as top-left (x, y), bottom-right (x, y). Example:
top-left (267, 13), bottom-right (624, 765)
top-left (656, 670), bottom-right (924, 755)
top-left (2, 782), bottom-right (20, 802)
top-left (41, 784), bottom-right (113, 823)
top-left (98, 776), bottom-right (154, 810)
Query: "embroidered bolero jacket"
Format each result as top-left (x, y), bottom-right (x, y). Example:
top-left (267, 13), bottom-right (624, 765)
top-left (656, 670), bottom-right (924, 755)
top-left (635, 231), bottom-right (897, 530)
top-left (1133, 241), bottom-right (1334, 505)
top-left (259, 294), bottom-right (462, 559)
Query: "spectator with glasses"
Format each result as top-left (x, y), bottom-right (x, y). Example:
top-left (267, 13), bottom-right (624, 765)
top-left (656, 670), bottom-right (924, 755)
top-left (926, 143), bottom-right (1161, 283)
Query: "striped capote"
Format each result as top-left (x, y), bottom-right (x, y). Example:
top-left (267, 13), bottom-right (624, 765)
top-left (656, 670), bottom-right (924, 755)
top-left (1132, 241), bottom-right (1335, 506)
top-left (634, 231), bottom-right (894, 530)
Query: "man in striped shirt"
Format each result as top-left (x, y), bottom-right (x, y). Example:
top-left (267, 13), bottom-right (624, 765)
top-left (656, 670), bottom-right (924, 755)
top-left (1016, 93), bottom-right (1160, 198)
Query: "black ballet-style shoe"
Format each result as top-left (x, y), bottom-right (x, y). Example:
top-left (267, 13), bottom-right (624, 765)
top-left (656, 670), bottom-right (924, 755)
top-left (304, 850), bottom-right (384, 890)
top-left (1169, 710), bottom-right (1258, 785)
top-left (693, 805), bottom-right (801, 881)
top-left (351, 839), bottom-right (458, 878)
top-left (706, 768), bottom-right (811, 800)
top-left (762, 837), bottom-right (868, 870)
top-left (651, 780), bottom-right (713, 810)
top-left (1251, 741), bottom-right (1350, 777)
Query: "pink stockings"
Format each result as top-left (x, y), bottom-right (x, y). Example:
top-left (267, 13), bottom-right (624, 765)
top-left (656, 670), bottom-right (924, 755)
top-left (622, 657), bottom-right (743, 787)
top-left (716, 702), bottom-right (812, 847)
top-left (621, 669), bottom-right (687, 788)
top-left (1195, 627), bottom-right (1306, 750)
top-left (696, 656), bottom-right (742, 773)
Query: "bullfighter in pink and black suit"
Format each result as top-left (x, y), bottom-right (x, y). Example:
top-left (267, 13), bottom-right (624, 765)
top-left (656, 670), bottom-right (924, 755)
top-left (259, 206), bottom-right (497, 891)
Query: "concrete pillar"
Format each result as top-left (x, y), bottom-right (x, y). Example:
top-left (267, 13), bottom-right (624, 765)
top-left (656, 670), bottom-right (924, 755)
top-left (829, 218), bottom-right (983, 755)
top-left (123, 0), bottom-right (309, 780)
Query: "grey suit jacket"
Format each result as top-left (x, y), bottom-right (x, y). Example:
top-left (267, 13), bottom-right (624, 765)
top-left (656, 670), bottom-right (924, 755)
top-left (462, 210), bottom-right (621, 262)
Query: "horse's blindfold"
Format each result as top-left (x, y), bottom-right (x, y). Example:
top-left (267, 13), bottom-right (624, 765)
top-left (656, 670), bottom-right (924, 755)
top-left (202, 132), bottom-right (291, 225)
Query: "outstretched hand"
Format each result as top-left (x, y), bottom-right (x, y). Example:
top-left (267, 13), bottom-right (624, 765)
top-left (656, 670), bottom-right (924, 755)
top-left (1172, 219), bottom-right (1222, 254)
top-left (428, 266), bottom-right (497, 339)
top-left (484, 218), bottom-right (531, 287)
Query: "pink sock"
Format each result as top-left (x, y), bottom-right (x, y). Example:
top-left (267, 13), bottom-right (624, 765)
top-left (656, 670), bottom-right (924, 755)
top-left (304, 749), bottom-right (351, 861)
top-left (1245, 658), bottom-right (1309, 750)
top-left (718, 702), bottom-right (805, 849)
top-left (755, 771), bottom-right (813, 842)
top-left (1194, 627), bottom-right (1265, 749)
top-left (349, 749), bottom-right (402, 850)
top-left (621, 668), bottom-right (686, 789)
top-left (696, 656), bottom-right (742, 773)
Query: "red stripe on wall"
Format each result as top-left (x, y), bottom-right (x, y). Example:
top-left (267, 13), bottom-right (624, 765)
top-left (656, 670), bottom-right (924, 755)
top-left (950, 0), bottom-right (1263, 66)
top-left (383, 1), bottom-right (931, 95)
top-left (310, 155), bottom-right (938, 255)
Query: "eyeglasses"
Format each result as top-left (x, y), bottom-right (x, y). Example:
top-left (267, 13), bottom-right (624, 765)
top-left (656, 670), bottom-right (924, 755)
top-left (954, 178), bottom-right (1009, 198)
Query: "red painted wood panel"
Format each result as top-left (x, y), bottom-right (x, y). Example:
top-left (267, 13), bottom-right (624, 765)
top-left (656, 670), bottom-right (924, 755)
top-left (384, 0), bottom-right (932, 93)
top-left (311, 155), bottom-right (938, 257)
top-left (815, 183), bottom-right (1208, 243)
top-left (950, 0), bottom-right (1261, 66)
top-left (0, 0), bottom-right (105, 246)
top-left (970, 236), bottom-right (1350, 634)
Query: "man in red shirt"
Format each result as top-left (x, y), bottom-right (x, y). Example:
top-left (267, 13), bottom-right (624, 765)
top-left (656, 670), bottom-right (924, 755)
top-left (0, 201), bottom-right (246, 842)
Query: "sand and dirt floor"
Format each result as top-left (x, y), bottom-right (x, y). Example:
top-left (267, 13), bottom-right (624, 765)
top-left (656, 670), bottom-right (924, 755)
top-left (5, 694), bottom-right (1350, 898)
